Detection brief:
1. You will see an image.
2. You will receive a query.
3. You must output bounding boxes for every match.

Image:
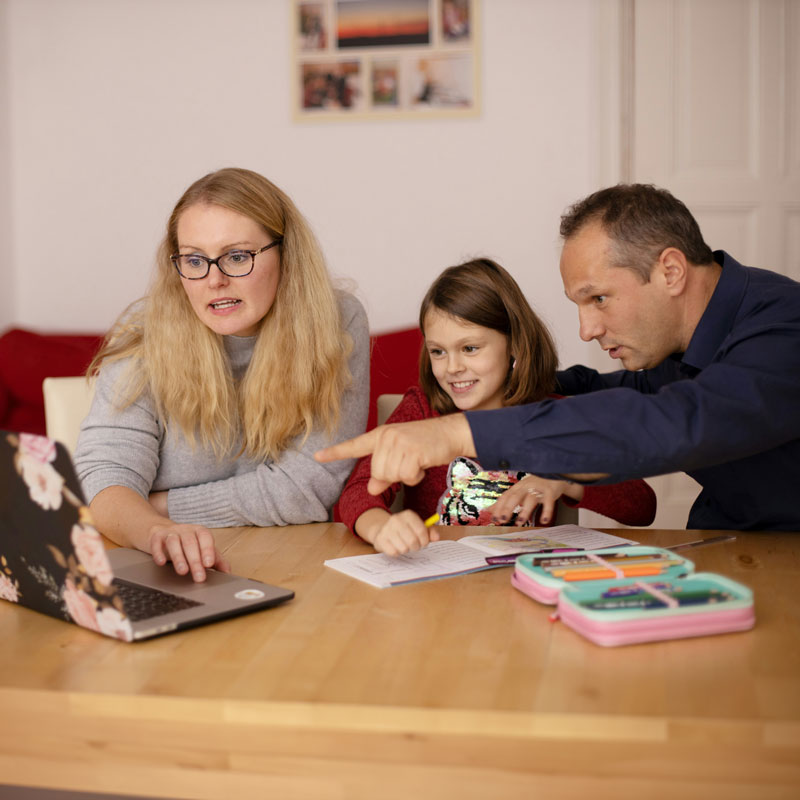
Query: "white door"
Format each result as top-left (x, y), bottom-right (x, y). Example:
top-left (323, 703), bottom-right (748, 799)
top-left (582, 0), bottom-right (800, 530)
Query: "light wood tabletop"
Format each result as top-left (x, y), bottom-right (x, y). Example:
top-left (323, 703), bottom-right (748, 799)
top-left (1, 523), bottom-right (798, 799)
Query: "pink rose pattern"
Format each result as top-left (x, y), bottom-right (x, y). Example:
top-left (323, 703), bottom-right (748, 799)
top-left (71, 523), bottom-right (114, 585)
top-left (62, 578), bottom-right (132, 642)
top-left (2, 432), bottom-right (133, 641)
top-left (62, 577), bottom-right (101, 632)
top-left (18, 433), bottom-right (57, 464)
top-left (0, 571), bottom-right (20, 603)
top-left (18, 455), bottom-right (64, 511)
top-left (95, 606), bottom-right (133, 642)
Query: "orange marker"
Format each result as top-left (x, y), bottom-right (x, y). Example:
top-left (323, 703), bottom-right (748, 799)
top-left (562, 566), bottom-right (663, 582)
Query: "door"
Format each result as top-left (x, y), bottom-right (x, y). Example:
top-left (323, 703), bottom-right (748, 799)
top-left (582, 0), bottom-right (800, 530)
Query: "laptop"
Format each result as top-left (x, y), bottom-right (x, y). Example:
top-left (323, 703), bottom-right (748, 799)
top-left (0, 430), bottom-right (294, 641)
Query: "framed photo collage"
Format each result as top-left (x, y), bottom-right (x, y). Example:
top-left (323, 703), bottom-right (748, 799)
top-left (293, 0), bottom-right (479, 120)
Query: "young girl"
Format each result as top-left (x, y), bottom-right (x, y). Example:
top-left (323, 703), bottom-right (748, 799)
top-left (74, 168), bottom-right (369, 580)
top-left (337, 258), bottom-right (655, 556)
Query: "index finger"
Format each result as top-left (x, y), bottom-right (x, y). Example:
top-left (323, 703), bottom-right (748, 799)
top-left (177, 534), bottom-right (207, 583)
top-left (315, 428), bottom-right (379, 463)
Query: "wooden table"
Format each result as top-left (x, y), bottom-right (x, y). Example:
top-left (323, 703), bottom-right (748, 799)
top-left (1, 524), bottom-right (798, 799)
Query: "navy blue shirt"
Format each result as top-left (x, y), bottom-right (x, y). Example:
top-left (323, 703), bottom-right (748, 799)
top-left (466, 252), bottom-right (800, 531)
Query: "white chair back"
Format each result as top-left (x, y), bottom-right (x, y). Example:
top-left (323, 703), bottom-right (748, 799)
top-left (42, 376), bottom-right (96, 454)
top-left (376, 393), bottom-right (403, 426)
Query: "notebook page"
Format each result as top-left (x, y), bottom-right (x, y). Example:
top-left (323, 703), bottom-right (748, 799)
top-left (324, 540), bottom-right (496, 588)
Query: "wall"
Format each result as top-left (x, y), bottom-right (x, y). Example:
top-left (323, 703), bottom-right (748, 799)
top-left (0, 0), bottom-right (13, 328)
top-left (2, 0), bottom-right (616, 372)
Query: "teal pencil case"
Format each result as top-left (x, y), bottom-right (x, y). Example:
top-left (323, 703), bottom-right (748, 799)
top-left (512, 546), bottom-right (755, 646)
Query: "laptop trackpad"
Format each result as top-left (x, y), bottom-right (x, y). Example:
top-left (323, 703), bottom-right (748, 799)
top-left (107, 547), bottom-right (240, 593)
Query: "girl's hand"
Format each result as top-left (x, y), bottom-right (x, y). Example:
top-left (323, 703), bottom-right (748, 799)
top-left (147, 522), bottom-right (231, 582)
top-left (373, 509), bottom-right (441, 557)
top-left (489, 475), bottom-right (584, 526)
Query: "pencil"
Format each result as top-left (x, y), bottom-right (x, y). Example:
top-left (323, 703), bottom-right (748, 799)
top-left (424, 513), bottom-right (440, 527)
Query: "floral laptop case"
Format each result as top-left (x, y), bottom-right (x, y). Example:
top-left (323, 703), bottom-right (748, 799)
top-left (0, 431), bottom-right (293, 641)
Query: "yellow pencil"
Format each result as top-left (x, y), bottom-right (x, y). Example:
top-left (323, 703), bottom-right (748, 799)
top-left (424, 513), bottom-right (440, 527)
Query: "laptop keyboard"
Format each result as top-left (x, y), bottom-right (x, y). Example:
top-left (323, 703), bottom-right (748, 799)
top-left (112, 578), bottom-right (203, 622)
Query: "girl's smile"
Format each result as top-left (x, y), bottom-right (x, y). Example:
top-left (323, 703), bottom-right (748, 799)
top-left (423, 308), bottom-right (511, 412)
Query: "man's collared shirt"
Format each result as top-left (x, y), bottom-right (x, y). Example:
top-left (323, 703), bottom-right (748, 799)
top-left (467, 252), bottom-right (800, 531)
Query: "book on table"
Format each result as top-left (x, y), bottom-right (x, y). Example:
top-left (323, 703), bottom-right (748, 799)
top-left (324, 525), bottom-right (638, 589)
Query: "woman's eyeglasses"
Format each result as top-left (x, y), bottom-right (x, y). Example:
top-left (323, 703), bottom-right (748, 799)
top-left (170, 240), bottom-right (282, 280)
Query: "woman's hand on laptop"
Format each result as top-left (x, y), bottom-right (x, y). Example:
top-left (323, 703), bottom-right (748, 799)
top-left (89, 485), bottom-right (230, 582)
top-left (148, 522), bottom-right (231, 582)
top-left (147, 491), bottom-right (230, 581)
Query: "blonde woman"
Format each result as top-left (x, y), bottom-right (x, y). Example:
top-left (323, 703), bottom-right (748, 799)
top-left (74, 168), bottom-right (369, 581)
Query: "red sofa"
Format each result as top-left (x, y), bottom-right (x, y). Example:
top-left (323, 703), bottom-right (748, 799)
top-left (0, 328), bottom-right (105, 436)
top-left (0, 326), bottom-right (423, 436)
top-left (365, 326), bottom-right (423, 429)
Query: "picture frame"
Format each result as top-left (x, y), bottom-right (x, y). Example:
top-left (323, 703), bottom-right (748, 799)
top-left (292, 0), bottom-right (480, 120)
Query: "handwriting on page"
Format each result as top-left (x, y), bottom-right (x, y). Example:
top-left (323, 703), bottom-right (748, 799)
top-left (325, 541), bottom-right (491, 587)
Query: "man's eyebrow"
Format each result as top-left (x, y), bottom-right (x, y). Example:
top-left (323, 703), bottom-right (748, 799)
top-left (567, 283), bottom-right (598, 300)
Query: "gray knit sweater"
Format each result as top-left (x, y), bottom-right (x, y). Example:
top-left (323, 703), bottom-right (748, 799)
top-left (74, 293), bottom-right (369, 528)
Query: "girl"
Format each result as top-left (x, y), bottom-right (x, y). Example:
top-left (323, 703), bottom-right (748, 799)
top-left (74, 168), bottom-right (369, 580)
top-left (337, 258), bottom-right (655, 555)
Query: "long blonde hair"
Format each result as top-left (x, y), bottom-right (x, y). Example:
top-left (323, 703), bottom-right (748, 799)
top-left (91, 167), bottom-right (352, 460)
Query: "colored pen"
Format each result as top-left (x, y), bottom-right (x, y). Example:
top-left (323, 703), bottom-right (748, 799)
top-left (667, 534), bottom-right (736, 551)
top-left (582, 589), bottom-right (730, 610)
top-left (602, 582), bottom-right (672, 598)
top-left (485, 547), bottom-right (585, 566)
top-left (548, 557), bottom-right (680, 575)
top-left (548, 556), bottom-right (679, 574)
top-left (533, 552), bottom-right (671, 568)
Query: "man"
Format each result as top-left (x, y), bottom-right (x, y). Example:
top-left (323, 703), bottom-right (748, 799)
top-left (318, 184), bottom-right (800, 531)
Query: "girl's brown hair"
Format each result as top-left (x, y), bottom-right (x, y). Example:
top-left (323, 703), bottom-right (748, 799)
top-left (418, 258), bottom-right (557, 414)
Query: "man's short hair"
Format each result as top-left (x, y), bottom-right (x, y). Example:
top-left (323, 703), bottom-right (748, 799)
top-left (560, 184), bottom-right (714, 282)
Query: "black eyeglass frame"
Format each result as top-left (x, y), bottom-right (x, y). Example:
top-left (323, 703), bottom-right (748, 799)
top-left (170, 239), bottom-right (282, 280)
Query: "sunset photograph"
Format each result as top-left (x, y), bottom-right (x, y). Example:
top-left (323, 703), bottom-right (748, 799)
top-left (336, 0), bottom-right (430, 48)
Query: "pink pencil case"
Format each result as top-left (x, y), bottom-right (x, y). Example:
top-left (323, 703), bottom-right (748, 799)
top-left (512, 547), bottom-right (755, 646)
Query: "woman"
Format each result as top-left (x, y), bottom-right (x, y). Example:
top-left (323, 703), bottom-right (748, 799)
top-left (74, 168), bottom-right (369, 580)
top-left (337, 258), bottom-right (655, 555)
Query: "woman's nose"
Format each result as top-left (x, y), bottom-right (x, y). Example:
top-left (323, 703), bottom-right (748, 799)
top-left (206, 262), bottom-right (230, 289)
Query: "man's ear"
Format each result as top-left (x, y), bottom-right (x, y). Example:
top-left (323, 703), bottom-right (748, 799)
top-left (657, 247), bottom-right (689, 296)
